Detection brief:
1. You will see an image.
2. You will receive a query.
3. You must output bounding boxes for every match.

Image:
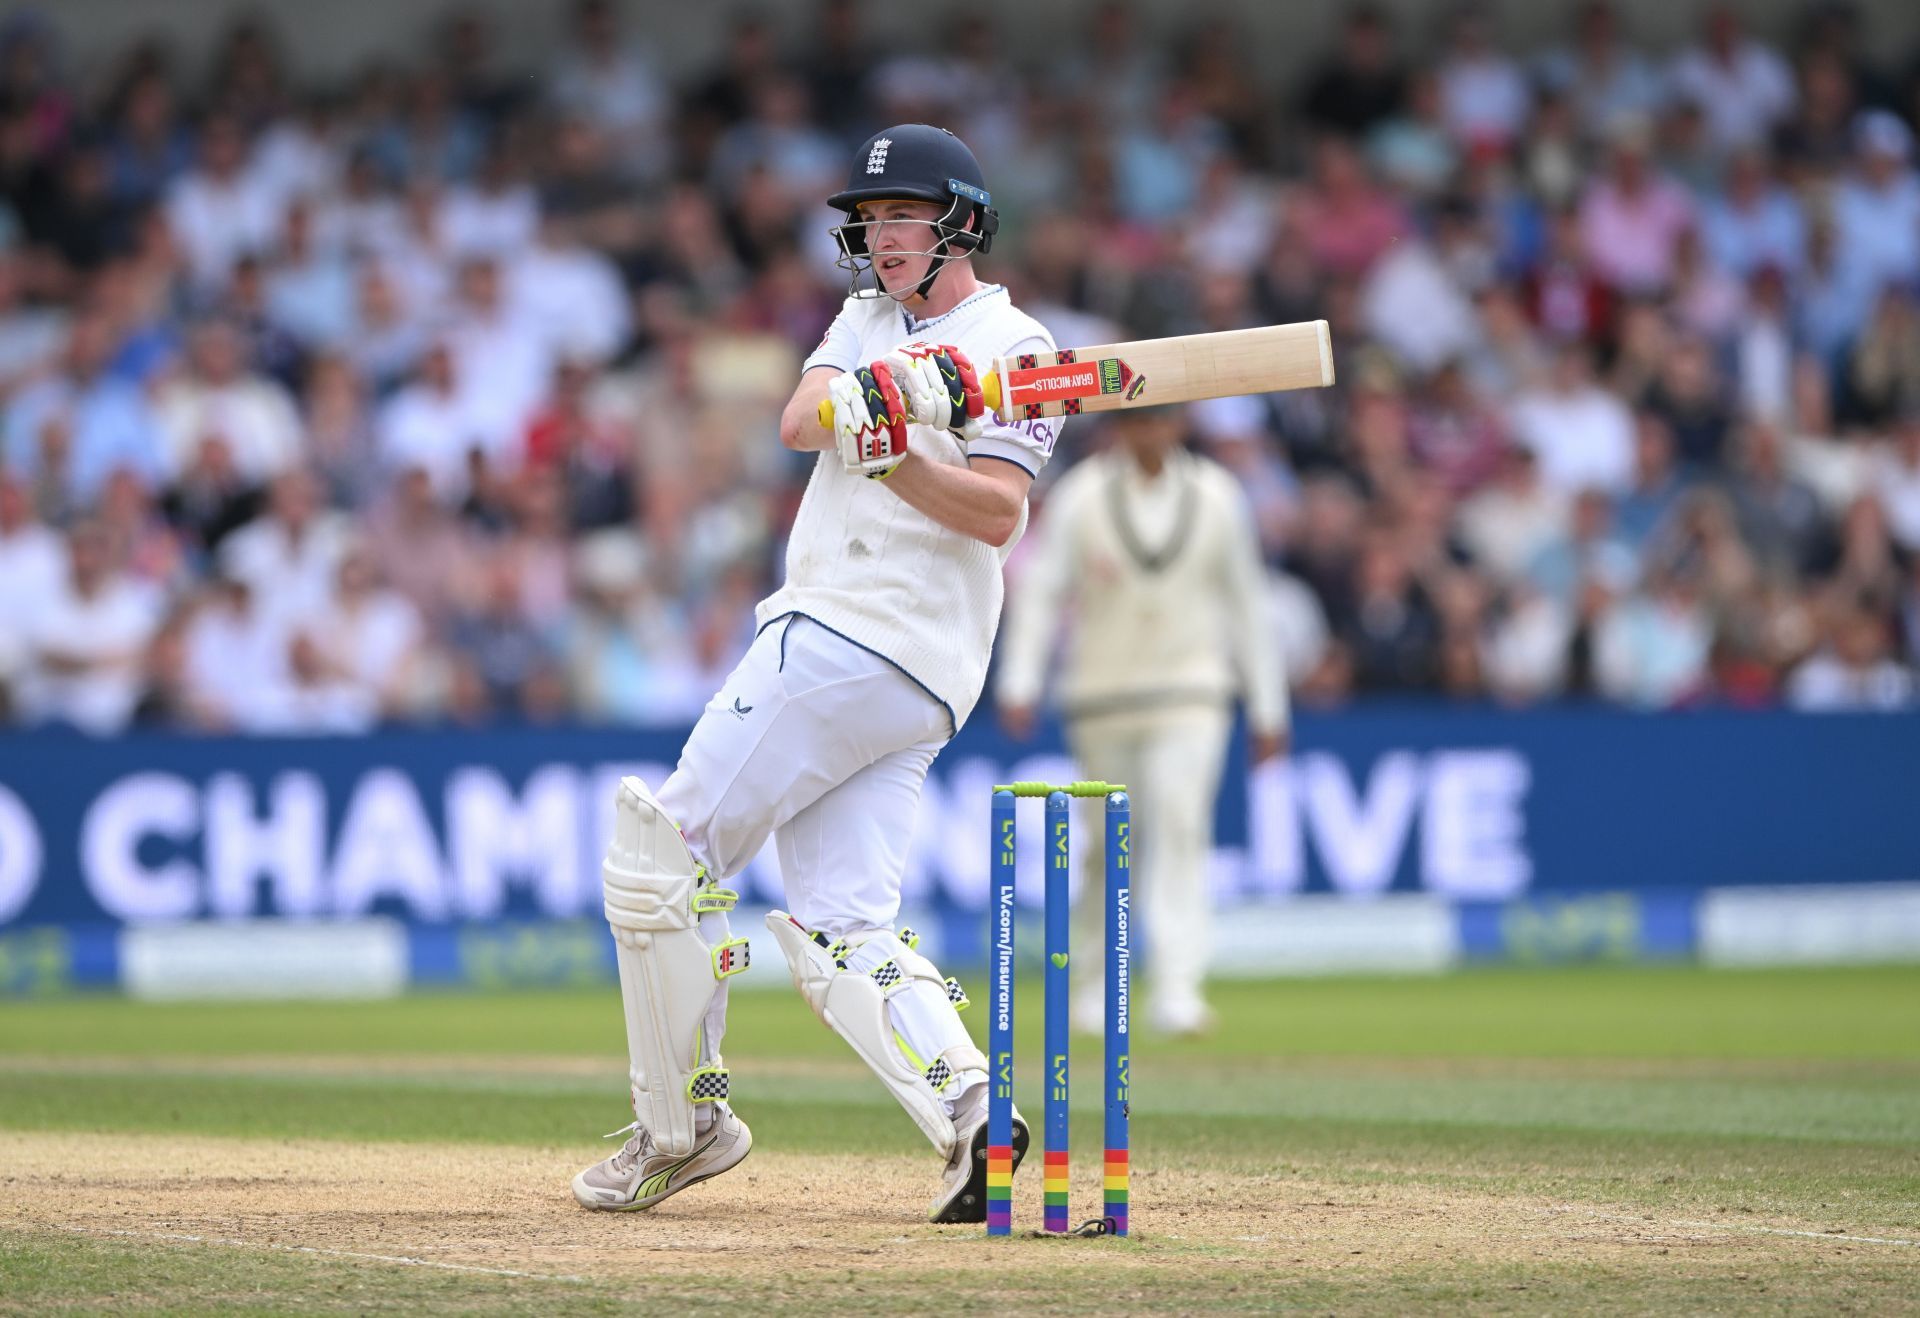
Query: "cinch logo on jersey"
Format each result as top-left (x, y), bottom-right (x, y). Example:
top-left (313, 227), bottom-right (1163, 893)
top-left (865, 137), bottom-right (892, 174)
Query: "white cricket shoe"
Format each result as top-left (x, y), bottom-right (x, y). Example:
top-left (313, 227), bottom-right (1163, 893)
top-left (572, 1108), bottom-right (752, 1211)
top-left (929, 1082), bottom-right (1029, 1223)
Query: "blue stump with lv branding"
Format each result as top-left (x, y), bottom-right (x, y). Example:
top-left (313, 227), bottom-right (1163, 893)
top-left (984, 780), bottom-right (1130, 1238)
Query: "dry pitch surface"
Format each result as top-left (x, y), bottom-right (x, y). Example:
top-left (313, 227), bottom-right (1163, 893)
top-left (2, 970), bottom-right (1917, 1312)
top-left (6, 1127), bottom-right (1909, 1313)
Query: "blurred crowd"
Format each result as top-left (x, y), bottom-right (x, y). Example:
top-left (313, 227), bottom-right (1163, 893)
top-left (2, 0), bottom-right (1919, 735)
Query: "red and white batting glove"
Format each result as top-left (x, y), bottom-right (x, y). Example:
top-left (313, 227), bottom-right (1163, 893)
top-left (886, 342), bottom-right (989, 447)
top-left (829, 361), bottom-right (910, 479)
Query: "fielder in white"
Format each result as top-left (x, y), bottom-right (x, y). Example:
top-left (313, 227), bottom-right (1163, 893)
top-left (996, 407), bottom-right (1288, 1037)
top-left (573, 124), bottom-right (1062, 1222)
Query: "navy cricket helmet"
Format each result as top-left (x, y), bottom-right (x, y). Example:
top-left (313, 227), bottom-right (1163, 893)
top-left (827, 124), bottom-right (999, 299)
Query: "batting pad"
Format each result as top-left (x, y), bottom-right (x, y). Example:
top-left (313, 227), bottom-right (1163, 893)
top-left (765, 914), bottom-right (985, 1158)
top-left (602, 777), bottom-right (743, 1157)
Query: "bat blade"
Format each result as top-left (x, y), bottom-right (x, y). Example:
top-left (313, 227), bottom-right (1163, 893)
top-left (815, 320), bottom-right (1334, 431)
top-left (987, 320), bottom-right (1333, 421)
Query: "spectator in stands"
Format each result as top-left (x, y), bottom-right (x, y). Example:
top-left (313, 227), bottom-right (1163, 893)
top-left (1700, 148), bottom-right (1805, 280)
top-left (1848, 289), bottom-right (1920, 427)
top-left (1830, 111), bottom-right (1920, 294)
top-left (218, 465), bottom-right (352, 624)
top-left (164, 113), bottom-right (279, 294)
top-left (1644, 336), bottom-right (1734, 472)
top-left (1612, 411), bottom-right (1685, 557)
top-left (1816, 495), bottom-right (1906, 613)
top-left (1507, 343), bottom-right (1635, 495)
top-left (153, 317), bottom-right (302, 484)
top-left (1785, 599), bottom-right (1915, 710)
top-left (20, 518), bottom-right (162, 733)
top-left (104, 70), bottom-right (192, 210)
top-left (96, 466), bottom-right (181, 596)
top-left (342, 259), bottom-right (424, 396)
top-left (1484, 578), bottom-right (1572, 702)
top-left (1342, 529), bottom-right (1441, 692)
top-left (1727, 418), bottom-right (1825, 577)
top-left (1527, 487), bottom-right (1636, 611)
top-left (1732, 265), bottom-right (1794, 423)
top-left (129, 607), bottom-right (208, 728)
top-left (1057, 0), bottom-right (1168, 136)
top-left (180, 570), bottom-right (290, 730)
top-left (1299, 4), bottom-right (1405, 137)
top-left (377, 340), bottom-right (488, 499)
top-left (448, 550), bottom-right (565, 720)
top-left (1594, 565), bottom-right (1713, 707)
top-left (1668, 227), bottom-right (1744, 344)
top-left (1458, 444), bottom-right (1567, 584)
top-left (317, 147), bottom-right (403, 261)
top-left (1360, 222), bottom-right (1477, 374)
top-left (0, 471), bottom-right (61, 710)
top-left (4, 312), bottom-right (165, 510)
top-left (161, 432), bottom-right (257, 562)
top-left (1578, 116), bottom-right (1694, 296)
top-left (440, 138), bottom-right (539, 259)
top-left (1367, 71), bottom-right (1458, 201)
top-left (1464, 281), bottom-right (1549, 400)
top-left (1667, 6), bottom-right (1795, 154)
top-left (548, 0), bottom-right (669, 180)
top-left (1406, 358), bottom-right (1507, 496)
top-left (363, 465), bottom-right (475, 633)
top-left (1872, 413), bottom-right (1920, 554)
top-left (443, 253), bottom-right (550, 458)
top-left (1523, 207), bottom-right (1615, 345)
top-left (366, 70), bottom-right (484, 187)
top-left (1291, 136), bottom-right (1408, 282)
top-left (1534, 1), bottom-right (1666, 142)
top-left (1436, 5), bottom-right (1531, 155)
top-left (1796, 218), bottom-right (1878, 381)
top-left (509, 215), bottom-right (630, 365)
top-left (0, 249), bottom-right (65, 391)
top-left (306, 540), bottom-right (430, 721)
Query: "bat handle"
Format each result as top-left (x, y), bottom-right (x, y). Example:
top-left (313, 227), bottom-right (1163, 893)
top-left (816, 370), bottom-right (1006, 431)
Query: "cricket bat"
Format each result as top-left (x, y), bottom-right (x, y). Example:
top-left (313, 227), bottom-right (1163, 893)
top-left (817, 320), bottom-right (1333, 429)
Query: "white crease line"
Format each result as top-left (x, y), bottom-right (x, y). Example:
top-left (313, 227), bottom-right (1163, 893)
top-left (1547, 1207), bottom-right (1917, 1249)
top-left (44, 1224), bottom-right (591, 1284)
top-left (1667, 1220), bottom-right (1917, 1248)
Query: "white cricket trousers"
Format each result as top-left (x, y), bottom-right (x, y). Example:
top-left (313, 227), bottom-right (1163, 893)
top-left (655, 614), bottom-right (973, 1098)
top-left (1066, 702), bottom-right (1232, 1016)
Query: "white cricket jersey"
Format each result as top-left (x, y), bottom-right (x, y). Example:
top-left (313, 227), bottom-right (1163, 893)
top-left (995, 445), bottom-right (1290, 732)
top-left (758, 284), bottom-right (1060, 731)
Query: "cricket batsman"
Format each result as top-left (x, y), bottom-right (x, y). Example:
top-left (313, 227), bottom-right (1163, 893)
top-left (572, 124), bottom-right (1063, 1222)
top-left (996, 406), bottom-right (1289, 1037)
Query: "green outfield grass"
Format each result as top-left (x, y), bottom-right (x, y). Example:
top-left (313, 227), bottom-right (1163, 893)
top-left (3, 965), bottom-right (1917, 1314)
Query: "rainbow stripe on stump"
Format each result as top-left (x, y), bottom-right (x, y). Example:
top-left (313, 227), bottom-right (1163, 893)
top-left (1104, 1148), bottom-right (1129, 1234)
top-left (1043, 1150), bottom-right (1071, 1233)
top-left (986, 1144), bottom-right (1014, 1234)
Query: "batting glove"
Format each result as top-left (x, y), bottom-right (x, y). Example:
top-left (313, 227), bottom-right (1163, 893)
top-left (830, 362), bottom-right (910, 479)
top-left (886, 342), bottom-right (990, 447)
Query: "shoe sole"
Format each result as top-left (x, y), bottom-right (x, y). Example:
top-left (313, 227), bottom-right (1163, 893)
top-left (572, 1126), bottom-right (754, 1212)
top-left (930, 1113), bottom-right (1029, 1224)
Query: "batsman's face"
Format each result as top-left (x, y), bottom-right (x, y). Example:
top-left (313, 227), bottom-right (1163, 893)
top-left (859, 200), bottom-right (944, 294)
